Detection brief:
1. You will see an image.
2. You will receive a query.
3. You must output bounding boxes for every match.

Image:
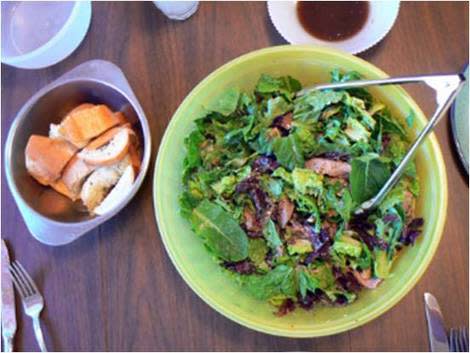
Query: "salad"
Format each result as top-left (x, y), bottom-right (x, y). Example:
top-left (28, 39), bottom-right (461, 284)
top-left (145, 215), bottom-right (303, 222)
top-left (180, 70), bottom-right (424, 315)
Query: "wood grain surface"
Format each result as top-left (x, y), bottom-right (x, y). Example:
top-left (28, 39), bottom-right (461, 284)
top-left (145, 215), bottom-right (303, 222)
top-left (1, 2), bottom-right (468, 351)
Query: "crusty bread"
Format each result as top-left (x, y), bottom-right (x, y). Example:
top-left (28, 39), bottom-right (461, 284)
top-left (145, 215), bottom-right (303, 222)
top-left (25, 104), bottom-right (141, 213)
top-left (80, 167), bottom-right (122, 211)
top-left (77, 126), bottom-right (133, 166)
top-left (127, 142), bottom-right (141, 173)
top-left (49, 104), bottom-right (96, 141)
top-left (25, 135), bottom-right (76, 185)
top-left (61, 156), bottom-right (97, 196)
top-left (58, 104), bottom-right (121, 148)
top-left (67, 103), bottom-right (95, 116)
top-left (114, 111), bottom-right (129, 125)
top-left (50, 179), bottom-right (78, 201)
top-left (80, 156), bottom-right (133, 212)
top-left (94, 165), bottom-right (135, 215)
top-left (49, 123), bottom-right (65, 140)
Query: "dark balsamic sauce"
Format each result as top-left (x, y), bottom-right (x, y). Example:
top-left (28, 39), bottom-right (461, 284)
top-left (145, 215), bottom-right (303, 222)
top-left (297, 1), bottom-right (370, 42)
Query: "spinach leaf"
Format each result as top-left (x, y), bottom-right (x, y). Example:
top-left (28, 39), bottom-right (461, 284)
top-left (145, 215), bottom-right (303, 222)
top-left (356, 243), bottom-right (372, 270)
top-left (272, 167), bottom-right (293, 183)
top-left (211, 166), bottom-right (251, 197)
top-left (330, 69), bottom-right (372, 104)
top-left (242, 265), bottom-right (296, 300)
top-left (255, 74), bottom-right (301, 98)
top-left (248, 239), bottom-right (269, 271)
top-left (385, 207), bottom-right (404, 259)
top-left (293, 90), bottom-right (344, 121)
top-left (209, 88), bottom-right (240, 116)
top-left (266, 178), bottom-right (283, 199)
top-left (179, 191), bottom-right (201, 219)
top-left (263, 219), bottom-right (282, 250)
top-left (298, 269), bottom-right (320, 298)
top-left (374, 249), bottom-right (391, 278)
top-left (309, 263), bottom-right (336, 289)
top-left (331, 68), bottom-right (362, 83)
top-left (292, 168), bottom-right (323, 196)
top-left (377, 110), bottom-right (406, 138)
top-left (255, 74), bottom-right (285, 93)
top-left (344, 118), bottom-right (371, 142)
top-left (287, 238), bottom-right (313, 255)
top-left (183, 130), bottom-right (205, 172)
top-left (190, 200), bottom-right (248, 261)
top-left (265, 96), bottom-right (292, 119)
top-left (337, 190), bottom-right (353, 222)
top-left (379, 181), bottom-right (405, 214)
top-left (350, 155), bottom-right (391, 203)
top-left (332, 232), bottom-right (362, 258)
top-left (272, 133), bottom-right (305, 170)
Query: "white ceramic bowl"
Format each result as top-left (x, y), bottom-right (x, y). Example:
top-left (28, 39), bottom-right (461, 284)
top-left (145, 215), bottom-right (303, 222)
top-left (267, 1), bottom-right (400, 54)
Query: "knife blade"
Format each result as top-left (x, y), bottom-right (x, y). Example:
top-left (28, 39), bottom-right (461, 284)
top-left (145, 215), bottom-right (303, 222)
top-left (2, 240), bottom-right (16, 352)
top-left (425, 292), bottom-right (449, 352)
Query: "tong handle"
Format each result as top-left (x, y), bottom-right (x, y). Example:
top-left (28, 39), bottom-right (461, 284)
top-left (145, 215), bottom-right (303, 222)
top-left (298, 73), bottom-right (466, 214)
top-left (357, 74), bottom-right (465, 213)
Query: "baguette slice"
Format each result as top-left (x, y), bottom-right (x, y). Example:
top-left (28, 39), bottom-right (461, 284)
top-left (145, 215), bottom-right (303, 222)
top-left (59, 104), bottom-right (121, 148)
top-left (80, 167), bottom-right (122, 211)
top-left (94, 165), bottom-right (135, 215)
top-left (77, 126), bottom-right (132, 166)
top-left (80, 157), bottom-right (132, 212)
top-left (49, 104), bottom-right (96, 141)
top-left (50, 179), bottom-right (78, 201)
top-left (114, 111), bottom-right (129, 125)
top-left (68, 103), bottom-right (95, 116)
top-left (62, 156), bottom-right (97, 196)
top-left (25, 135), bottom-right (76, 185)
top-left (128, 142), bottom-right (141, 173)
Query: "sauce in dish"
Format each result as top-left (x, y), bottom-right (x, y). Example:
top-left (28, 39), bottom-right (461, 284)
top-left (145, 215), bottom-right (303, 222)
top-left (296, 1), bottom-right (369, 42)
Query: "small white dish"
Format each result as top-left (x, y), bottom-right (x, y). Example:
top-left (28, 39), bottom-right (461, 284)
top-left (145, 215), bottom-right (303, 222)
top-left (267, 1), bottom-right (400, 54)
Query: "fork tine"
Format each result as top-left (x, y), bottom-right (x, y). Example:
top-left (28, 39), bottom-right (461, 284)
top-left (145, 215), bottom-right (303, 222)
top-left (14, 261), bottom-right (39, 294)
top-left (450, 328), bottom-right (458, 352)
top-left (457, 327), bottom-right (465, 352)
top-left (456, 328), bottom-right (464, 352)
top-left (11, 261), bottom-right (34, 296)
top-left (463, 328), bottom-right (469, 349)
top-left (9, 265), bottom-right (28, 298)
top-left (460, 327), bottom-right (468, 352)
top-left (454, 328), bottom-right (459, 352)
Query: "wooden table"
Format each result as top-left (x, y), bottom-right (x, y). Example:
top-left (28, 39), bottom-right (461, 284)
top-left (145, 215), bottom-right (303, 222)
top-left (1, 2), bottom-right (468, 351)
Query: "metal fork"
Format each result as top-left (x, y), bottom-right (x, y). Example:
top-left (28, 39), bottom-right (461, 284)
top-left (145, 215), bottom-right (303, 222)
top-left (449, 327), bottom-right (469, 352)
top-left (9, 261), bottom-right (48, 352)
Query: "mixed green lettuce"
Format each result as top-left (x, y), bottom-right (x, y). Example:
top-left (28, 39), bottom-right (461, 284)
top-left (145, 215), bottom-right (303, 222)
top-left (180, 70), bottom-right (424, 315)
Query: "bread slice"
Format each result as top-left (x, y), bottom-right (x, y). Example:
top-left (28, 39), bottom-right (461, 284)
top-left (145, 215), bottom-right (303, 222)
top-left (128, 142), bottom-right (141, 173)
top-left (80, 156), bottom-right (133, 212)
top-left (50, 179), bottom-right (78, 201)
top-left (49, 104), bottom-right (96, 141)
top-left (77, 126), bottom-right (132, 166)
top-left (80, 167), bottom-right (122, 211)
top-left (61, 156), bottom-right (97, 196)
top-left (114, 111), bottom-right (129, 125)
top-left (59, 104), bottom-right (121, 148)
top-left (68, 103), bottom-right (95, 116)
top-left (94, 165), bottom-right (135, 215)
top-left (25, 135), bottom-right (76, 185)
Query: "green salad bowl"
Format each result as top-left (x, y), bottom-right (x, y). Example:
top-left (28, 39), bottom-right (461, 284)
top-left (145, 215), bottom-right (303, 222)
top-left (154, 45), bottom-right (447, 337)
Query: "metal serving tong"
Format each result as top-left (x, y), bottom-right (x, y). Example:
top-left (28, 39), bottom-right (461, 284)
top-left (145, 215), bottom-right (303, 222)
top-left (297, 73), bottom-right (466, 214)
